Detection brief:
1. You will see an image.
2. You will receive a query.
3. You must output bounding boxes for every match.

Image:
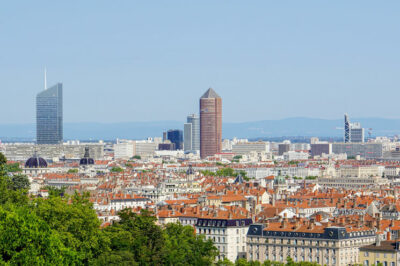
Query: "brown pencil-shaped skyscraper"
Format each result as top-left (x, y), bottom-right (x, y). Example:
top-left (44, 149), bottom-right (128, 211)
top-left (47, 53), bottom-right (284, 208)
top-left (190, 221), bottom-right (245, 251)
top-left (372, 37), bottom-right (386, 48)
top-left (200, 88), bottom-right (222, 159)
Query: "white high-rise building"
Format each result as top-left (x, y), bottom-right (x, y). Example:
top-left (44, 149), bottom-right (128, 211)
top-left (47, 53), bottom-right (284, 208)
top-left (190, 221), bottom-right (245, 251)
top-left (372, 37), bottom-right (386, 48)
top-left (184, 114), bottom-right (200, 152)
top-left (114, 139), bottom-right (135, 159)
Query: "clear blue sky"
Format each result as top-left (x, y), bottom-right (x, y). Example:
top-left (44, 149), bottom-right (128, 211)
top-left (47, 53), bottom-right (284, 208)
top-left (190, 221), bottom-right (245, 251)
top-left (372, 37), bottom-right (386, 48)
top-left (1, 1), bottom-right (399, 124)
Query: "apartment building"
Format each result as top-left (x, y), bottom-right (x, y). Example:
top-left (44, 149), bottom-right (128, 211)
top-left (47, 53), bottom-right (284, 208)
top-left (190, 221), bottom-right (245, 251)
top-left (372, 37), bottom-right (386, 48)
top-left (196, 217), bottom-right (252, 262)
top-left (247, 218), bottom-right (375, 265)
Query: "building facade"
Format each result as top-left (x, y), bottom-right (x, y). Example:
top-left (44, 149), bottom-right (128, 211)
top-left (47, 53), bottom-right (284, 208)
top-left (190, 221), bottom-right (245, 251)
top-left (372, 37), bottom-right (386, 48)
top-left (332, 143), bottom-right (383, 159)
top-left (247, 221), bottom-right (376, 265)
top-left (344, 114), bottom-right (365, 143)
top-left (184, 114), bottom-right (200, 152)
top-left (36, 83), bottom-right (63, 144)
top-left (196, 217), bottom-right (252, 262)
top-left (184, 123), bottom-right (192, 151)
top-left (167, 129), bottom-right (183, 150)
top-left (232, 142), bottom-right (269, 156)
top-left (200, 88), bottom-right (222, 159)
top-left (359, 241), bottom-right (400, 266)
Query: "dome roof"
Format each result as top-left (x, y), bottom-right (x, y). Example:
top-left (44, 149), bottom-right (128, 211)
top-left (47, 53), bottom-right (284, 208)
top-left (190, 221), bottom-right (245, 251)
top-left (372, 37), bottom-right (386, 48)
top-left (186, 165), bottom-right (194, 175)
top-left (25, 152), bottom-right (47, 168)
top-left (80, 147), bottom-right (94, 166)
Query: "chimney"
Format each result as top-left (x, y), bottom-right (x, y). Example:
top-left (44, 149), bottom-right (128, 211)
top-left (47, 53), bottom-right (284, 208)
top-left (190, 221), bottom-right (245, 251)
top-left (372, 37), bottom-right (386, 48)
top-left (387, 231), bottom-right (391, 241)
top-left (281, 218), bottom-right (287, 229)
top-left (294, 217), bottom-right (301, 229)
top-left (308, 219), bottom-right (315, 230)
top-left (376, 234), bottom-right (381, 246)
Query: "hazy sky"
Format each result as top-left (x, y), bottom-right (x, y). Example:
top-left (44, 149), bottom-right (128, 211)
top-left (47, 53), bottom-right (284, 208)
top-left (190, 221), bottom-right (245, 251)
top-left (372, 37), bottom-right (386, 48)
top-left (1, 1), bottom-right (399, 124)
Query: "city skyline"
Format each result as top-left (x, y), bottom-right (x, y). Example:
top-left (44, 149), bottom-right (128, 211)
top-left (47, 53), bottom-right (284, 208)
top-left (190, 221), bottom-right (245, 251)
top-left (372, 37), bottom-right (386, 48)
top-left (1, 1), bottom-right (400, 124)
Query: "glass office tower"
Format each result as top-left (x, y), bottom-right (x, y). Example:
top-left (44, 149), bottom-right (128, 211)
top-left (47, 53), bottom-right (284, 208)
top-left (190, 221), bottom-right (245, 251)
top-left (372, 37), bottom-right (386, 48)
top-left (36, 83), bottom-right (63, 144)
top-left (187, 114), bottom-right (200, 151)
top-left (167, 129), bottom-right (183, 150)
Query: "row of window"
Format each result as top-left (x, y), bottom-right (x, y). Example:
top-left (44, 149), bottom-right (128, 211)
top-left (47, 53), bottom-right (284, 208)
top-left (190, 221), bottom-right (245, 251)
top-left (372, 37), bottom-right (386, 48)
top-left (364, 261), bottom-right (395, 266)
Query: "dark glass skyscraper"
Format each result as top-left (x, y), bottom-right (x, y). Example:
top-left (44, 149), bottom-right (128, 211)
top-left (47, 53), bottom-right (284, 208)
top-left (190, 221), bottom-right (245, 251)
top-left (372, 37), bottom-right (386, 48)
top-left (167, 129), bottom-right (183, 150)
top-left (36, 83), bottom-right (63, 144)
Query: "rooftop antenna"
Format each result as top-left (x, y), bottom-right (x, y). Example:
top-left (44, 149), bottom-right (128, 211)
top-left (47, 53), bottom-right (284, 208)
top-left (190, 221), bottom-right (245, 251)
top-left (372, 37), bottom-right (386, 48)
top-left (44, 67), bottom-right (47, 90)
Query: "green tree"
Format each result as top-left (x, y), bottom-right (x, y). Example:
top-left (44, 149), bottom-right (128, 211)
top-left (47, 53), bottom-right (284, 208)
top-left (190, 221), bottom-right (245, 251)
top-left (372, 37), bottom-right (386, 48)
top-left (0, 153), bottom-right (6, 166)
top-left (68, 168), bottom-right (79, 173)
top-left (4, 163), bottom-right (22, 173)
top-left (104, 209), bottom-right (164, 265)
top-left (216, 167), bottom-right (236, 177)
top-left (0, 205), bottom-right (77, 265)
top-left (10, 174), bottom-right (30, 191)
top-left (216, 257), bottom-right (234, 266)
top-left (44, 186), bottom-right (66, 197)
top-left (33, 192), bottom-right (110, 264)
top-left (110, 167), bottom-right (124, 173)
top-left (162, 223), bottom-right (218, 265)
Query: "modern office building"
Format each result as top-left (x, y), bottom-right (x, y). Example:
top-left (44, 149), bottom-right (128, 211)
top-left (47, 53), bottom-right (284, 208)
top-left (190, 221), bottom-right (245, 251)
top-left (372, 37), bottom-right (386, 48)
top-left (184, 123), bottom-right (192, 151)
top-left (344, 114), bottom-right (365, 143)
top-left (278, 143), bottom-right (291, 156)
top-left (184, 114), bottom-right (200, 152)
top-left (114, 140), bottom-right (135, 159)
top-left (200, 88), bottom-right (222, 158)
top-left (167, 129), bottom-right (183, 150)
top-left (2, 143), bottom-right (104, 161)
top-left (158, 142), bottom-right (176, 151)
top-left (332, 143), bottom-right (383, 159)
top-left (311, 143), bottom-right (332, 157)
top-left (232, 142), bottom-right (270, 155)
top-left (36, 83), bottom-right (63, 144)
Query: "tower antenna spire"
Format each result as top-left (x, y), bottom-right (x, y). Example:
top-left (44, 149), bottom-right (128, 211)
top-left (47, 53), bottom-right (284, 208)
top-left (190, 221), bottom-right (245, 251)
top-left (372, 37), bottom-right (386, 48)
top-left (44, 67), bottom-right (47, 90)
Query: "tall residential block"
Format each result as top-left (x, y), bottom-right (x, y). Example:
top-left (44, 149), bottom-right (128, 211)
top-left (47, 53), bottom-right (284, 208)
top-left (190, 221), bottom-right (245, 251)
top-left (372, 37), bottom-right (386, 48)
top-left (36, 83), bottom-right (63, 144)
top-left (184, 114), bottom-right (200, 152)
top-left (200, 88), bottom-right (222, 158)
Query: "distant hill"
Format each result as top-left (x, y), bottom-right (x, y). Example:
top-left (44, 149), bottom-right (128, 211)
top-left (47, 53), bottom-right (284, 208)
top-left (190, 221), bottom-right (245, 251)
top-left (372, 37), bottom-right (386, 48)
top-left (1, 117), bottom-right (400, 141)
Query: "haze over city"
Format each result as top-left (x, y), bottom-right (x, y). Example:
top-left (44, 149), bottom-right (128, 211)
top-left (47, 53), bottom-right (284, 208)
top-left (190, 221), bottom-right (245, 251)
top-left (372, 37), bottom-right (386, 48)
top-left (1, 1), bottom-right (400, 125)
top-left (4, 2), bottom-right (400, 266)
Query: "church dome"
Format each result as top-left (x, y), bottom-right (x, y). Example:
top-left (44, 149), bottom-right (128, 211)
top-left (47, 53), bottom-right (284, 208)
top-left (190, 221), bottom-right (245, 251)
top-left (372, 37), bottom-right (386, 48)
top-left (80, 147), bottom-right (94, 166)
top-left (25, 152), bottom-right (47, 168)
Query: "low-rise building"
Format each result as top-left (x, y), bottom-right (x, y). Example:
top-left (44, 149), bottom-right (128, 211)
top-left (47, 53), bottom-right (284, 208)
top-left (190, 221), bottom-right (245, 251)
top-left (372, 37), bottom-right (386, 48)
top-left (196, 217), bottom-right (252, 262)
top-left (359, 240), bottom-right (400, 266)
top-left (247, 219), bottom-right (375, 265)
